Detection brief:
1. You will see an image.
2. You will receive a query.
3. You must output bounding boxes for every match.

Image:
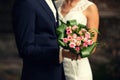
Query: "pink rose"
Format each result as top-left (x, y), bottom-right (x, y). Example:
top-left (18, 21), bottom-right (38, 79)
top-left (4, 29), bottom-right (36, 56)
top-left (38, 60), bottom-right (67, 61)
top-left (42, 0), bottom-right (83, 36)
top-left (63, 38), bottom-right (68, 43)
top-left (85, 32), bottom-right (91, 39)
top-left (66, 30), bottom-right (72, 35)
top-left (83, 37), bottom-right (88, 42)
top-left (76, 41), bottom-right (81, 46)
top-left (75, 47), bottom-right (80, 52)
top-left (87, 40), bottom-right (93, 45)
top-left (72, 39), bottom-right (77, 43)
top-left (67, 35), bottom-right (72, 41)
top-left (66, 26), bottom-right (72, 31)
top-left (72, 25), bottom-right (78, 30)
top-left (69, 42), bottom-right (76, 48)
top-left (79, 31), bottom-right (82, 35)
top-left (72, 34), bottom-right (77, 39)
top-left (83, 42), bottom-right (88, 47)
top-left (76, 36), bottom-right (82, 40)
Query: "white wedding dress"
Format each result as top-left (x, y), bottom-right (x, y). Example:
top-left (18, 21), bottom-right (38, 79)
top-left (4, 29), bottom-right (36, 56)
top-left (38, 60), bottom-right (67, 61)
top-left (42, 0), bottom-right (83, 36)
top-left (58, 0), bottom-right (94, 80)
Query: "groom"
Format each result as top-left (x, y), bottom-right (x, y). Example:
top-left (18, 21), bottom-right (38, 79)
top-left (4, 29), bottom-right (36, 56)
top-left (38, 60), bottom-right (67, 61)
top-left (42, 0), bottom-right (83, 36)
top-left (12, 0), bottom-right (65, 80)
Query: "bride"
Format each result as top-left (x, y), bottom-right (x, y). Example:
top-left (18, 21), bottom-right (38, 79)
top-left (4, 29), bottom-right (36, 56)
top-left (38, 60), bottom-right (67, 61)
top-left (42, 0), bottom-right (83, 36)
top-left (58, 0), bottom-right (99, 80)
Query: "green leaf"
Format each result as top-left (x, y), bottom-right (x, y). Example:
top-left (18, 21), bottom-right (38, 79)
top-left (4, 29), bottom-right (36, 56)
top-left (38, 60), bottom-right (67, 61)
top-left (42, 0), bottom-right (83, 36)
top-left (78, 23), bottom-right (86, 29)
top-left (56, 23), bottom-right (66, 39)
top-left (56, 24), bottom-right (66, 34)
top-left (67, 20), bottom-right (77, 26)
top-left (58, 40), bottom-right (66, 47)
top-left (91, 28), bottom-right (100, 34)
top-left (80, 42), bottom-right (98, 58)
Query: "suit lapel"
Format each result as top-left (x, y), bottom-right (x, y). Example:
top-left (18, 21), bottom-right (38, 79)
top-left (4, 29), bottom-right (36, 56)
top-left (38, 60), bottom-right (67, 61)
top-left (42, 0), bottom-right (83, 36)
top-left (37, 0), bottom-right (55, 22)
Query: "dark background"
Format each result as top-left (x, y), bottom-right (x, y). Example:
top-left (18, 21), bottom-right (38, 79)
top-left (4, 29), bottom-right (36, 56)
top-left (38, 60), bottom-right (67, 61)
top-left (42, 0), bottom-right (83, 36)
top-left (0, 0), bottom-right (120, 80)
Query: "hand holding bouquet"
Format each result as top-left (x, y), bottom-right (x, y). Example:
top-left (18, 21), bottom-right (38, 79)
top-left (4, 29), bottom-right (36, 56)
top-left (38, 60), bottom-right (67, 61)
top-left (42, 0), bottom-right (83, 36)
top-left (56, 20), bottom-right (98, 58)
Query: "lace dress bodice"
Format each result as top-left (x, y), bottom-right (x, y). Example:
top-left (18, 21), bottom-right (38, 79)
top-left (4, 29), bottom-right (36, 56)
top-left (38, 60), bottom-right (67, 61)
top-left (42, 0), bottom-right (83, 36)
top-left (58, 0), bottom-right (93, 25)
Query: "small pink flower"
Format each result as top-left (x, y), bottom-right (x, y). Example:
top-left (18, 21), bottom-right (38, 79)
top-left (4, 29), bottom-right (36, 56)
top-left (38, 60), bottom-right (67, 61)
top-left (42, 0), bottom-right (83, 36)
top-left (72, 25), bottom-right (78, 30)
top-left (76, 36), bottom-right (82, 40)
top-left (83, 37), bottom-right (88, 42)
top-left (83, 42), bottom-right (88, 47)
top-left (72, 34), bottom-right (77, 39)
top-left (87, 40), bottom-right (93, 45)
top-left (76, 41), bottom-right (81, 46)
top-left (81, 36), bottom-right (84, 40)
top-left (75, 47), bottom-right (80, 52)
top-left (69, 42), bottom-right (76, 48)
top-left (72, 39), bottom-right (77, 43)
top-left (79, 31), bottom-right (82, 35)
top-left (66, 26), bottom-right (72, 31)
top-left (63, 38), bottom-right (68, 43)
top-left (85, 32), bottom-right (91, 39)
top-left (66, 30), bottom-right (72, 34)
top-left (67, 35), bottom-right (72, 41)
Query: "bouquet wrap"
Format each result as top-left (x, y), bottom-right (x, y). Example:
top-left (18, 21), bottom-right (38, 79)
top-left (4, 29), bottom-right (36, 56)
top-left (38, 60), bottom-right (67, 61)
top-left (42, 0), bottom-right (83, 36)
top-left (56, 20), bottom-right (98, 58)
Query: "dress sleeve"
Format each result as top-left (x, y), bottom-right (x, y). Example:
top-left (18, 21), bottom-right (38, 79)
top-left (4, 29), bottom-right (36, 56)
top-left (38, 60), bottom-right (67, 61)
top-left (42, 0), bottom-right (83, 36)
top-left (78, 0), bottom-right (94, 12)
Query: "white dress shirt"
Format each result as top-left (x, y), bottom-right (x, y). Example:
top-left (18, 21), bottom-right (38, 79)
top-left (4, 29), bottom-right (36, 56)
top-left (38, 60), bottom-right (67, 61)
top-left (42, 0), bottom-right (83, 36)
top-left (45, 0), bottom-right (56, 19)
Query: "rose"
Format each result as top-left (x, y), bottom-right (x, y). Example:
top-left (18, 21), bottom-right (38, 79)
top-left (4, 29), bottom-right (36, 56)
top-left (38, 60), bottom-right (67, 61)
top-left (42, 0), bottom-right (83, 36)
top-left (63, 38), bottom-right (68, 43)
top-left (66, 26), bottom-right (72, 34)
top-left (75, 47), bottom-right (80, 53)
top-left (66, 26), bottom-right (72, 31)
top-left (66, 30), bottom-right (72, 34)
top-left (72, 34), bottom-right (77, 39)
top-left (67, 35), bottom-right (72, 41)
top-left (76, 41), bottom-right (81, 46)
top-left (71, 39), bottom-right (77, 43)
top-left (83, 42), bottom-right (88, 47)
top-left (69, 42), bottom-right (76, 48)
top-left (87, 40), bottom-right (93, 45)
top-left (85, 32), bottom-right (91, 39)
top-left (83, 37), bottom-right (88, 42)
top-left (72, 25), bottom-right (78, 31)
top-left (76, 36), bottom-right (82, 40)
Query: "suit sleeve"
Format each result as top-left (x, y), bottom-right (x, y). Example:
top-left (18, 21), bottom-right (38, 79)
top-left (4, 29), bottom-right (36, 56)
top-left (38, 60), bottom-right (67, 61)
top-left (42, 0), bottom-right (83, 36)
top-left (12, 1), bottom-right (60, 65)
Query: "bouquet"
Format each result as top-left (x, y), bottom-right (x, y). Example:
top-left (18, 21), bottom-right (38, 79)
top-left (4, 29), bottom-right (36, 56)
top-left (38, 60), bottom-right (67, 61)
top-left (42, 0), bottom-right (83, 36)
top-left (56, 20), bottom-right (98, 58)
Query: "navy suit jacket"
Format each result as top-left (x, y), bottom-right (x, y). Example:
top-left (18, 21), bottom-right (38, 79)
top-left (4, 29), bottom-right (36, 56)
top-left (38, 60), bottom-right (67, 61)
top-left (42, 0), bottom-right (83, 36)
top-left (12, 0), bottom-right (65, 80)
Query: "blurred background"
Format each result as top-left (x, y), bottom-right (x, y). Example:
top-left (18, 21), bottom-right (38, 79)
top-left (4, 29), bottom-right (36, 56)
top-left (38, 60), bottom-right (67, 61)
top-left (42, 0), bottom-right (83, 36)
top-left (0, 0), bottom-right (120, 80)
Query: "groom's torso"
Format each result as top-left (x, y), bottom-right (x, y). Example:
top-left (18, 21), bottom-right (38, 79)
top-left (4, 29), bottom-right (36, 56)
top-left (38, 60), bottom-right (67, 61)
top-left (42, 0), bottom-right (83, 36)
top-left (30, 0), bottom-right (59, 47)
top-left (13, 0), bottom-right (64, 80)
top-left (15, 0), bottom-right (59, 47)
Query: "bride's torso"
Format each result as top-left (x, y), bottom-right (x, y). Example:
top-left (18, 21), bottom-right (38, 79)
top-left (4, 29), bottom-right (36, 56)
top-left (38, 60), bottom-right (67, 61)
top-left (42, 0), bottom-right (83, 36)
top-left (58, 1), bottom-right (94, 80)
top-left (58, 0), bottom-right (94, 61)
top-left (58, 0), bottom-right (93, 26)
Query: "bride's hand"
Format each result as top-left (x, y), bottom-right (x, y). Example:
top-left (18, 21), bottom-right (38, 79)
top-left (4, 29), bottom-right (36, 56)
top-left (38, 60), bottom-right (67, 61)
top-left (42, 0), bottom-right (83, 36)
top-left (62, 49), bottom-right (81, 60)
